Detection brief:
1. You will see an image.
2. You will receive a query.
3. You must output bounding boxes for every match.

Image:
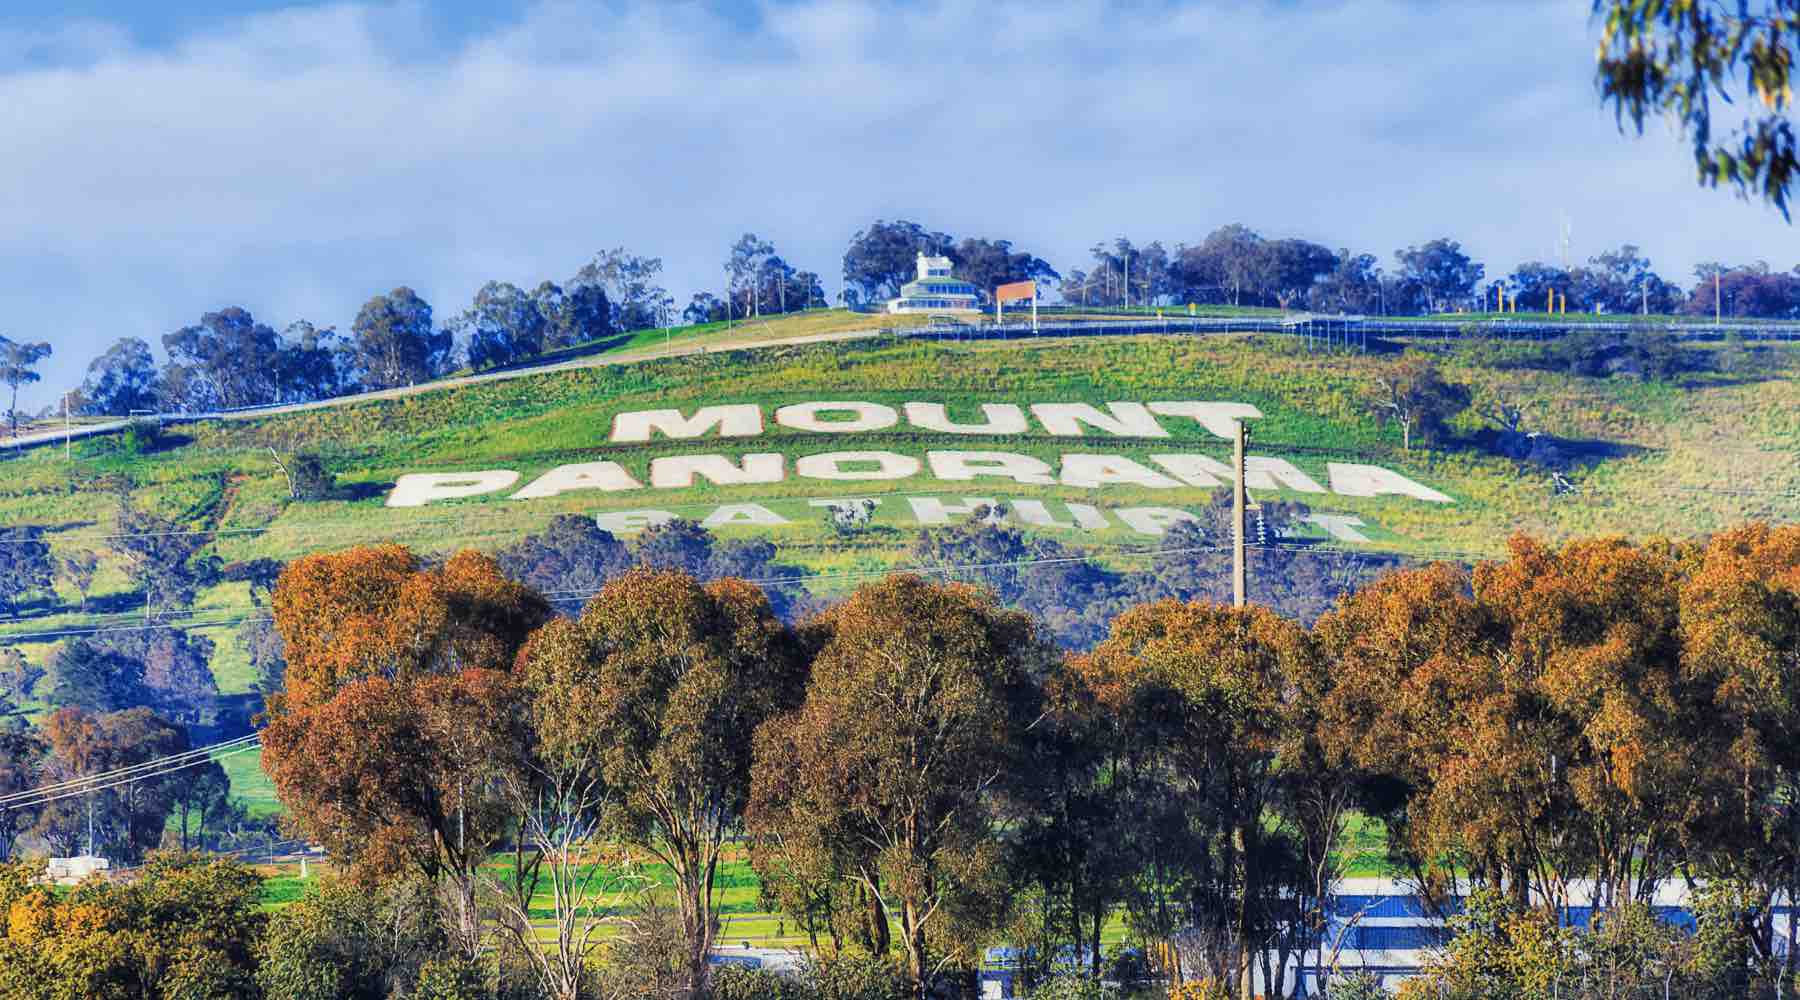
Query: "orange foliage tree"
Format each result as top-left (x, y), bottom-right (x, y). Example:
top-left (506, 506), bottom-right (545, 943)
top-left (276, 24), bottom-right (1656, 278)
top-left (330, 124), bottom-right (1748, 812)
top-left (261, 545), bottom-right (550, 957)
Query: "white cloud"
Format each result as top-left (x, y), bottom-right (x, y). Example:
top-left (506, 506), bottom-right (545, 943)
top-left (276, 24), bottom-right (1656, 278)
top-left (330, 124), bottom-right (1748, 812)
top-left (2, 0), bottom-right (1792, 409)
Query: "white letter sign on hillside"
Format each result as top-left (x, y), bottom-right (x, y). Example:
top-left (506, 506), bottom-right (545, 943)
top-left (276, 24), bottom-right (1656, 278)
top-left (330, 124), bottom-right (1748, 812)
top-left (384, 400), bottom-right (1462, 526)
top-left (1147, 401), bottom-right (1264, 440)
top-left (796, 451), bottom-right (921, 480)
top-left (1030, 402), bottom-right (1170, 438)
top-left (1327, 462), bottom-right (1455, 503)
top-left (902, 402), bottom-right (1030, 435)
top-left (928, 451), bottom-right (1057, 485)
top-left (388, 471), bottom-right (520, 507)
top-left (775, 401), bottom-right (899, 433)
top-left (611, 404), bottom-right (763, 442)
top-left (649, 453), bottom-right (785, 488)
top-left (510, 461), bottom-right (640, 500)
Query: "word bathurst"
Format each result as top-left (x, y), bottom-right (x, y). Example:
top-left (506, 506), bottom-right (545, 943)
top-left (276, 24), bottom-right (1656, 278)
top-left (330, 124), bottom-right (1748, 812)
top-left (387, 401), bottom-right (1452, 534)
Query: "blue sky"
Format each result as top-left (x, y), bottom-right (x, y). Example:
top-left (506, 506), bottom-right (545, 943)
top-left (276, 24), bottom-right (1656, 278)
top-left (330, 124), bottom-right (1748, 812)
top-left (3, 0), bottom-right (1794, 411)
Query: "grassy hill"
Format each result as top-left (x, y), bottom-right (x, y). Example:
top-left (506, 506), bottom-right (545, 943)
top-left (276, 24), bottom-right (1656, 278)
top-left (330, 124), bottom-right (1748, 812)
top-left (3, 328), bottom-right (1798, 812)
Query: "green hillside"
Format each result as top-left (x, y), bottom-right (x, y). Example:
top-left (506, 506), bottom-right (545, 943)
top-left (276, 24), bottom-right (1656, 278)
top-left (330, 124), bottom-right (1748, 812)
top-left (5, 331), bottom-right (1799, 675)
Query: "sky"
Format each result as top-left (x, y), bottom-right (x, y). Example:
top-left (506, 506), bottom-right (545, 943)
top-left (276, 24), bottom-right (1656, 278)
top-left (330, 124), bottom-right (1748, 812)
top-left (2, 0), bottom-right (1795, 412)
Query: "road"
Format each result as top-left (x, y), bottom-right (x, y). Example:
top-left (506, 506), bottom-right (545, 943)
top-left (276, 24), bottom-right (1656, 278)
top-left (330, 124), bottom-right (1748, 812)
top-left (0, 326), bottom-right (883, 453)
top-left (8, 312), bottom-right (1798, 453)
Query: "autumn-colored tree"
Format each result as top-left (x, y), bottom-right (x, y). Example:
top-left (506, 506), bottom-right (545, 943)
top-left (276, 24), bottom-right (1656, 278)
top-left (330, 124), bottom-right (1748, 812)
top-left (1472, 535), bottom-right (1699, 911)
top-left (262, 545), bottom-right (550, 957)
top-left (519, 569), bottom-right (804, 1000)
top-left (750, 574), bottom-right (1049, 1000)
top-left (0, 853), bottom-right (266, 999)
top-left (269, 544), bottom-right (549, 712)
top-left (1317, 536), bottom-right (1720, 920)
top-left (32, 706), bottom-right (188, 862)
top-left (1075, 599), bottom-right (1316, 999)
top-left (1677, 523), bottom-right (1800, 978)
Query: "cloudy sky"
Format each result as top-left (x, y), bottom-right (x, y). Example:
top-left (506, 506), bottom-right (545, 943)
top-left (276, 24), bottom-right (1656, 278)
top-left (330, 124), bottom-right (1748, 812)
top-left (2, 0), bottom-right (1793, 411)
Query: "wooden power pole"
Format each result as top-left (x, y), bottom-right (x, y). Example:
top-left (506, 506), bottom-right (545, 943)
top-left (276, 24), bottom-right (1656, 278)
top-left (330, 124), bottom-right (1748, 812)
top-left (1233, 420), bottom-right (1249, 607)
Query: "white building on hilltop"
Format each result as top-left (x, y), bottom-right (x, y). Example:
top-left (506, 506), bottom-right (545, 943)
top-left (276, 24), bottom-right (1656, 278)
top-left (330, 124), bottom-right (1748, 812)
top-left (886, 252), bottom-right (981, 314)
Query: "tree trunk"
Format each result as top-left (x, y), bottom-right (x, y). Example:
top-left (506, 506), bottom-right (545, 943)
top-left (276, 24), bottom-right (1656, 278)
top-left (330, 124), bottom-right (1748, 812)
top-left (903, 897), bottom-right (930, 1000)
top-left (677, 859), bottom-right (716, 1000)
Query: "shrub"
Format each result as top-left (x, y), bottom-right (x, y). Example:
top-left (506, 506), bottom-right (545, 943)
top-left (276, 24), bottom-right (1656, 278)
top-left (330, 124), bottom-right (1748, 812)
top-left (291, 452), bottom-right (336, 500)
top-left (120, 419), bottom-right (160, 456)
top-left (1027, 973), bottom-right (1117, 1000)
top-left (713, 964), bottom-right (803, 1000)
top-left (1326, 971), bottom-right (1390, 1000)
top-left (415, 956), bottom-right (491, 1000)
top-left (799, 953), bottom-right (908, 1000)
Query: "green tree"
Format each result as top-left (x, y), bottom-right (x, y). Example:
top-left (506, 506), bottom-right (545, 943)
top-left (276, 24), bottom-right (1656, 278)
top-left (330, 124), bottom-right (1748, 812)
top-left (72, 337), bottom-right (162, 416)
top-left (57, 551), bottom-right (99, 614)
top-left (842, 220), bottom-right (956, 305)
top-left (1075, 600), bottom-right (1318, 999)
top-left (350, 287), bottom-right (450, 390)
top-left (456, 280), bottom-right (547, 371)
top-left (1366, 355), bottom-right (1471, 451)
top-left (1394, 239), bottom-right (1484, 314)
top-left (0, 526), bottom-right (54, 616)
top-left (257, 874), bottom-right (449, 1000)
top-left (0, 334), bottom-right (51, 439)
top-left (1594, 0), bottom-right (1799, 218)
top-left (520, 569), bottom-right (804, 999)
top-left (112, 497), bottom-right (216, 620)
top-left (751, 575), bottom-right (1049, 1000)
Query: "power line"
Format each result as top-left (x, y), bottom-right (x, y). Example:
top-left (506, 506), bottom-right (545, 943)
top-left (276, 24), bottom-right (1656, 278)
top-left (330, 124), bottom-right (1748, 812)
top-left (0, 733), bottom-right (261, 806)
top-left (0, 738), bottom-right (263, 813)
top-left (3, 742), bottom-right (263, 814)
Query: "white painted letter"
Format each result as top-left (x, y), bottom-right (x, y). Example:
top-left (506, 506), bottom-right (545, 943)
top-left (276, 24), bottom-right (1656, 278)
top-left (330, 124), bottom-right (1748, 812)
top-left (387, 471), bottom-right (519, 508)
top-left (1031, 402), bottom-right (1170, 438)
top-left (593, 510), bottom-right (675, 532)
top-left (1303, 513), bottom-right (1372, 542)
top-left (903, 402), bottom-right (1029, 435)
top-left (796, 451), bottom-right (921, 481)
top-left (907, 497), bottom-right (1004, 525)
top-left (1011, 499), bottom-right (1108, 531)
top-left (1244, 457), bottom-right (1328, 494)
top-left (1327, 463), bottom-right (1455, 503)
top-left (611, 404), bottom-right (763, 442)
top-left (775, 401), bottom-right (898, 433)
top-left (649, 453), bottom-right (785, 489)
top-left (510, 462), bottom-right (642, 500)
top-left (1147, 402), bottom-right (1264, 440)
top-left (1150, 454), bottom-right (1232, 487)
top-left (1116, 507), bottom-right (1202, 536)
top-left (1149, 453), bottom-right (1327, 493)
top-left (651, 453), bottom-right (784, 489)
top-left (1059, 454), bottom-right (1183, 489)
top-left (702, 504), bottom-right (788, 528)
top-left (928, 451), bottom-right (1056, 485)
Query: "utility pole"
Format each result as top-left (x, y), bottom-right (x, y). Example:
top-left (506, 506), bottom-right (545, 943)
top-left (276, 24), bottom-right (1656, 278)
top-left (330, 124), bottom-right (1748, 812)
top-left (64, 392), bottom-right (71, 462)
top-left (1715, 271), bottom-right (1722, 325)
top-left (1233, 420), bottom-right (1249, 608)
